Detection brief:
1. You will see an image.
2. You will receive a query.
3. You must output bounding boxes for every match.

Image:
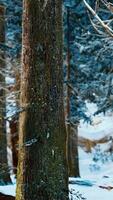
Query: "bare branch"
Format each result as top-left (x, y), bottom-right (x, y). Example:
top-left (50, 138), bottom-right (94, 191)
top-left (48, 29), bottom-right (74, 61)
top-left (101, 0), bottom-right (113, 13)
top-left (83, 0), bottom-right (113, 37)
top-left (87, 11), bottom-right (106, 35)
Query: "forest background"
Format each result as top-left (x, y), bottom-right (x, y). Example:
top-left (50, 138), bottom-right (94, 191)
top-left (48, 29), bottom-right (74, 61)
top-left (0, 0), bottom-right (113, 199)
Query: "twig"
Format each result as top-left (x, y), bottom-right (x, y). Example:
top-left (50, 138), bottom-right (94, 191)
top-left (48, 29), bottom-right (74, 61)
top-left (83, 0), bottom-right (113, 37)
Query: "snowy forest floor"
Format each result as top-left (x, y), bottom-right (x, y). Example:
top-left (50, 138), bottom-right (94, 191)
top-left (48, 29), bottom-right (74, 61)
top-left (70, 102), bottom-right (113, 200)
top-left (1, 103), bottom-right (113, 200)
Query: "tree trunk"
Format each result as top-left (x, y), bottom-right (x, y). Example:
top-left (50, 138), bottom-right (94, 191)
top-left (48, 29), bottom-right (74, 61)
top-left (66, 7), bottom-right (80, 177)
top-left (16, 1), bottom-right (68, 200)
top-left (68, 126), bottom-right (80, 177)
top-left (9, 117), bottom-right (18, 175)
top-left (0, 6), bottom-right (11, 184)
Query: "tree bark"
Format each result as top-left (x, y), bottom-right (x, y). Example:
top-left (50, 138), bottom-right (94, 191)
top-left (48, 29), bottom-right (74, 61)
top-left (66, 7), bottom-right (80, 177)
top-left (0, 6), bottom-right (11, 184)
top-left (16, 1), bottom-right (68, 200)
top-left (9, 117), bottom-right (18, 175)
top-left (67, 126), bottom-right (80, 177)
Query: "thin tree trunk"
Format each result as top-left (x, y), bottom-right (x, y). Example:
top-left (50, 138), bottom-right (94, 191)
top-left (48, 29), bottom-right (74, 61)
top-left (66, 7), bottom-right (80, 177)
top-left (0, 6), bottom-right (11, 184)
top-left (9, 68), bottom-right (20, 175)
top-left (9, 117), bottom-right (18, 175)
top-left (16, 1), bottom-right (68, 200)
top-left (68, 126), bottom-right (80, 177)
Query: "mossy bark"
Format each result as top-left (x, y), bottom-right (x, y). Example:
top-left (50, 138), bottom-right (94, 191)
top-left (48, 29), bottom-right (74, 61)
top-left (0, 6), bottom-right (11, 184)
top-left (16, 0), bottom-right (68, 200)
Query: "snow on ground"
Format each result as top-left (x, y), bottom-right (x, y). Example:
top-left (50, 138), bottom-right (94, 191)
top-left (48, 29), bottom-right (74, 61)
top-left (69, 184), bottom-right (113, 200)
top-left (69, 168), bottom-right (113, 199)
top-left (70, 148), bottom-right (113, 199)
top-left (78, 102), bottom-right (113, 140)
top-left (70, 102), bottom-right (113, 200)
top-left (0, 184), bottom-right (16, 197)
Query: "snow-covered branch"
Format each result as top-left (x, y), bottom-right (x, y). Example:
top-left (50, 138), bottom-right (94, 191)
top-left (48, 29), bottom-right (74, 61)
top-left (83, 0), bottom-right (113, 37)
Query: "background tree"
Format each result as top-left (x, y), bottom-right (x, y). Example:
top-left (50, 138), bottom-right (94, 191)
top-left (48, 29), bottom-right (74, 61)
top-left (0, 5), bottom-right (11, 184)
top-left (63, 0), bottom-right (113, 178)
top-left (16, 0), bottom-right (68, 200)
top-left (0, 0), bottom-right (22, 175)
top-left (65, 5), bottom-right (80, 177)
